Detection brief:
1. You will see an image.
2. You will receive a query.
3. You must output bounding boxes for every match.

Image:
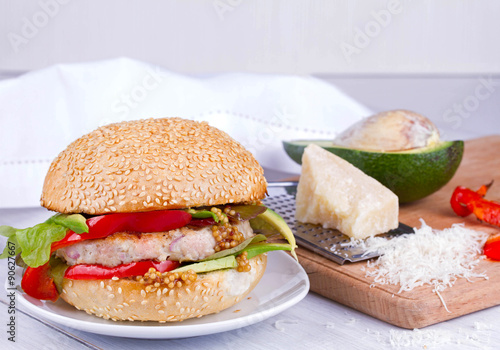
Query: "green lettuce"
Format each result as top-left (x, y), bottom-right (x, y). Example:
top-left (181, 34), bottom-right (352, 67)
top-left (0, 226), bottom-right (20, 259)
top-left (185, 208), bottom-right (220, 222)
top-left (0, 214), bottom-right (89, 268)
top-left (46, 214), bottom-right (88, 234)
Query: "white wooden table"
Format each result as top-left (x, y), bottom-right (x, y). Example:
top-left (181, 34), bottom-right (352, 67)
top-left (1, 196), bottom-right (499, 350)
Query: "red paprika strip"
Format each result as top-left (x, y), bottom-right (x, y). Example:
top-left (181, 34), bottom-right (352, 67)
top-left (21, 264), bottom-right (59, 302)
top-left (484, 236), bottom-right (500, 261)
top-left (64, 260), bottom-right (180, 280)
top-left (450, 182), bottom-right (500, 227)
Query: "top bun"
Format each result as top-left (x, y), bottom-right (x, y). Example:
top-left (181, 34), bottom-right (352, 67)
top-left (41, 118), bottom-right (267, 214)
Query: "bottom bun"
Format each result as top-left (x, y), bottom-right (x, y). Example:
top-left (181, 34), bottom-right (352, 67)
top-left (59, 254), bottom-right (267, 322)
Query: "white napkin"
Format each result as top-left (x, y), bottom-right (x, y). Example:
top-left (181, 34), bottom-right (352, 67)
top-left (0, 58), bottom-right (371, 208)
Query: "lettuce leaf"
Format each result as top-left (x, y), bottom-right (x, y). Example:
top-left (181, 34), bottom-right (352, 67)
top-left (0, 226), bottom-right (20, 259)
top-left (46, 214), bottom-right (88, 234)
top-left (0, 214), bottom-right (89, 268)
top-left (186, 209), bottom-right (220, 222)
top-left (48, 256), bottom-right (69, 294)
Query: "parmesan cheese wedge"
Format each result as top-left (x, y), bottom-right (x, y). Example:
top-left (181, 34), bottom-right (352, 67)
top-left (295, 144), bottom-right (399, 239)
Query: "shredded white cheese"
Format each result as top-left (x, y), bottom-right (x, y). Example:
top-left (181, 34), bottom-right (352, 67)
top-left (352, 219), bottom-right (489, 310)
top-left (387, 326), bottom-right (492, 349)
top-left (473, 321), bottom-right (493, 331)
top-left (389, 328), bottom-right (452, 348)
top-left (345, 318), bottom-right (358, 325)
top-left (274, 319), bottom-right (299, 332)
top-left (364, 324), bottom-right (493, 349)
top-left (325, 322), bottom-right (335, 329)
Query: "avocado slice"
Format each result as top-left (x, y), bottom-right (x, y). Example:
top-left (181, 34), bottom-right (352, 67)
top-left (173, 255), bottom-right (238, 273)
top-left (244, 242), bottom-right (292, 259)
top-left (250, 209), bottom-right (297, 260)
top-left (173, 241), bottom-right (294, 274)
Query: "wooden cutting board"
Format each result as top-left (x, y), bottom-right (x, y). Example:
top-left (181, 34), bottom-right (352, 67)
top-left (294, 135), bottom-right (500, 329)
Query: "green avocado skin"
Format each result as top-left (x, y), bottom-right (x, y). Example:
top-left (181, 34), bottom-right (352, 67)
top-left (283, 140), bottom-right (464, 203)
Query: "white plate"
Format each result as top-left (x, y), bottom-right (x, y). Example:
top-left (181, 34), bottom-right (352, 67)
top-left (13, 251), bottom-right (309, 339)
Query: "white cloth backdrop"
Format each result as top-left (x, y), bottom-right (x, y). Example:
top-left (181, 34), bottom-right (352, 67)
top-left (0, 58), bottom-right (371, 208)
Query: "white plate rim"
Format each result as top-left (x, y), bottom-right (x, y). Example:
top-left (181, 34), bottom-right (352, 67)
top-left (13, 251), bottom-right (309, 339)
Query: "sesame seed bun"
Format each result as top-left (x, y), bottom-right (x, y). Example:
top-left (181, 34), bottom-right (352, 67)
top-left (60, 254), bottom-right (267, 322)
top-left (40, 118), bottom-right (267, 214)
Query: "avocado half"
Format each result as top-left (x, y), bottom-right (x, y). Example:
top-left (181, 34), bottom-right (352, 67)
top-left (283, 140), bottom-right (464, 203)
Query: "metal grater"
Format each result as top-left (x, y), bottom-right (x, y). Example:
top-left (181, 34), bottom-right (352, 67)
top-left (263, 182), bottom-right (414, 265)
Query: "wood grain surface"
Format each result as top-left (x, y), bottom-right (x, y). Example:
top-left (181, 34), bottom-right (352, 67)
top-left (295, 135), bottom-right (500, 329)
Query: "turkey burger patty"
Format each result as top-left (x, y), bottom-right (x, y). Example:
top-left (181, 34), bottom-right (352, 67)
top-left (56, 220), bottom-right (254, 266)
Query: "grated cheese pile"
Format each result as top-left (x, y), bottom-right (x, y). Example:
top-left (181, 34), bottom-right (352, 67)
top-left (353, 220), bottom-right (489, 310)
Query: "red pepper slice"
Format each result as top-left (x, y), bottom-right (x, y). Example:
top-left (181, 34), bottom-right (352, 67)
top-left (64, 260), bottom-right (180, 280)
top-left (21, 263), bottom-right (58, 302)
top-left (450, 182), bottom-right (500, 227)
top-left (52, 210), bottom-right (192, 251)
top-left (484, 236), bottom-right (500, 261)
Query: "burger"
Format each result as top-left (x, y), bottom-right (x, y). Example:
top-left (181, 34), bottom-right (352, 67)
top-left (0, 118), bottom-right (296, 322)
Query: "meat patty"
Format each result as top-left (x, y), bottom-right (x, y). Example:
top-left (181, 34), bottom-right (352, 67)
top-left (55, 221), bottom-right (254, 267)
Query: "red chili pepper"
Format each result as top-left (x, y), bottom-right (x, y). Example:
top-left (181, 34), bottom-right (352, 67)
top-left (21, 263), bottom-right (59, 302)
top-left (450, 182), bottom-right (500, 227)
top-left (51, 210), bottom-right (192, 251)
top-left (484, 235), bottom-right (500, 261)
top-left (64, 260), bottom-right (180, 280)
